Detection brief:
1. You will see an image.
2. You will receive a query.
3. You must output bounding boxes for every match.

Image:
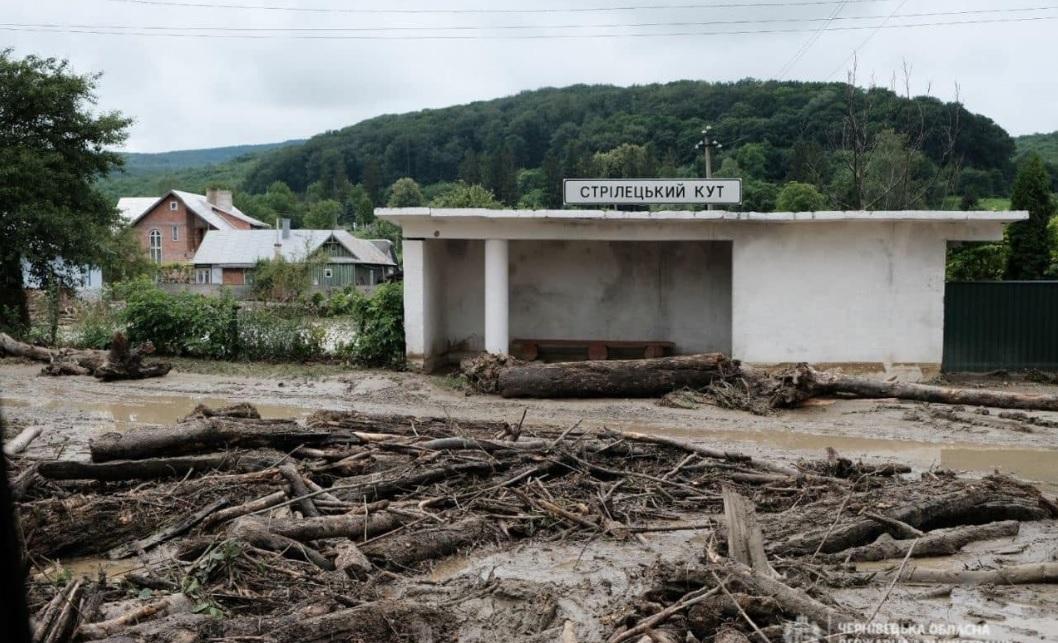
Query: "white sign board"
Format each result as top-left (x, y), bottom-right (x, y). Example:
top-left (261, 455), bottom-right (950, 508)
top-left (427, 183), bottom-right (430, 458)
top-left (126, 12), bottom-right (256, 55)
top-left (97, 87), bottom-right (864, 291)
top-left (563, 178), bottom-right (742, 206)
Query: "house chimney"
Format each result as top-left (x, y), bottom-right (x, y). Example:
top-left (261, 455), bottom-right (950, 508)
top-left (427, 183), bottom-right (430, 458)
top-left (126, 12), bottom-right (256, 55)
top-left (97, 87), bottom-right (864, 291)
top-left (281, 218), bottom-right (291, 240)
top-left (206, 188), bottom-right (234, 212)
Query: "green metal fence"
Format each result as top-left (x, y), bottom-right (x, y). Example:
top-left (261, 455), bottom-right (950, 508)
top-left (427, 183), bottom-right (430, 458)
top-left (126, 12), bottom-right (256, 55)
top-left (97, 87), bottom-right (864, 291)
top-left (943, 282), bottom-right (1058, 372)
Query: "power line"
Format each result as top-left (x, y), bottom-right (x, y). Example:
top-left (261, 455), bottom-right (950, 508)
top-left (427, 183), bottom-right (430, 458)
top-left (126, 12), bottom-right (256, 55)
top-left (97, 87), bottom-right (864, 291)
top-left (5, 14), bottom-right (1058, 40)
top-left (101, 0), bottom-right (925, 15)
top-left (825, 0), bottom-right (909, 79)
top-left (10, 7), bottom-right (1058, 33)
top-left (777, 0), bottom-right (848, 79)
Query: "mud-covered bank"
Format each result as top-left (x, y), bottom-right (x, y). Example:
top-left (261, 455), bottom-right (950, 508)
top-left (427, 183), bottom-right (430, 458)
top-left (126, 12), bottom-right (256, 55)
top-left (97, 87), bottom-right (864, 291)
top-left (4, 362), bottom-right (1058, 489)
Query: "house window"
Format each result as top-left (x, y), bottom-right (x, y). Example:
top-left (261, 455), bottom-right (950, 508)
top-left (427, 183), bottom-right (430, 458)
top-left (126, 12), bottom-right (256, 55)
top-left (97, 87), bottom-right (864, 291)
top-left (195, 268), bottom-right (210, 285)
top-left (148, 229), bottom-right (162, 263)
top-left (169, 200), bottom-right (178, 211)
top-left (172, 225), bottom-right (179, 241)
top-left (323, 268), bottom-right (334, 279)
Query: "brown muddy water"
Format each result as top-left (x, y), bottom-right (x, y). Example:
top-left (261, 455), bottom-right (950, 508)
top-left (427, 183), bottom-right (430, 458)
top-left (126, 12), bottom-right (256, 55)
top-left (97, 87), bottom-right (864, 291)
top-left (619, 423), bottom-right (1058, 494)
top-left (1, 395), bottom-right (312, 432)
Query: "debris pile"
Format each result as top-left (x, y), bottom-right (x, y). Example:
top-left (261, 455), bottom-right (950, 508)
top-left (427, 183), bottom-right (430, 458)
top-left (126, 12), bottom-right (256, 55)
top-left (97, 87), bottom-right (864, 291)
top-left (8, 404), bottom-right (1058, 641)
top-left (0, 331), bottom-right (170, 380)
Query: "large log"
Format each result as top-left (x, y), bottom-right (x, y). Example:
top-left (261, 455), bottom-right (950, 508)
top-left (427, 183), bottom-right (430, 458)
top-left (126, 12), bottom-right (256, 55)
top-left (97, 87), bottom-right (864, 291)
top-left (89, 418), bottom-right (347, 462)
top-left (38, 453), bottom-right (276, 480)
top-left (494, 353), bottom-right (737, 399)
top-left (0, 331), bottom-right (170, 381)
top-left (774, 478), bottom-right (1054, 556)
top-left (769, 363), bottom-right (1058, 412)
top-left (830, 520), bottom-right (1020, 562)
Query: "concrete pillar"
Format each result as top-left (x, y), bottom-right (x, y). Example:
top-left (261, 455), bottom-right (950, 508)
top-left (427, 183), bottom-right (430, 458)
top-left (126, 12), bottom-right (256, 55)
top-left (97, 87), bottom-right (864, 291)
top-left (484, 238), bottom-right (509, 354)
top-left (402, 239), bottom-right (428, 369)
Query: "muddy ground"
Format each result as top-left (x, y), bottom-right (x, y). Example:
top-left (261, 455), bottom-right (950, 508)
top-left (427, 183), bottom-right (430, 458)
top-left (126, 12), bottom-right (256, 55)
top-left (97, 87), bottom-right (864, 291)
top-left (4, 360), bottom-right (1058, 642)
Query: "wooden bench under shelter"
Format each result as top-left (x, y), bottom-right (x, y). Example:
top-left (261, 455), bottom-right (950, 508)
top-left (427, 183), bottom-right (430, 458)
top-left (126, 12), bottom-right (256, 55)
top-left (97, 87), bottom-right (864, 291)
top-left (510, 339), bottom-right (675, 362)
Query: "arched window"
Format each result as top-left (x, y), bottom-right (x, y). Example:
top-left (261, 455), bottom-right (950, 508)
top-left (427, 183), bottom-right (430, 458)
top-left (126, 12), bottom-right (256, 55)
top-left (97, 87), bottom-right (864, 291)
top-left (149, 229), bottom-right (162, 263)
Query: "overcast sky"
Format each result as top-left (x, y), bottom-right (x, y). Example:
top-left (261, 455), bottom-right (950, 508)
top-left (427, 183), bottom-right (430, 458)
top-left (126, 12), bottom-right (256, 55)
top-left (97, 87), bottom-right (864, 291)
top-left (5, 0), bottom-right (1056, 152)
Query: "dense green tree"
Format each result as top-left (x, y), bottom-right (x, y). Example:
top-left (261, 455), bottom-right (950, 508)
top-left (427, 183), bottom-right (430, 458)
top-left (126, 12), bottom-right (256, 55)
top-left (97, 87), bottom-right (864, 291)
top-left (740, 180), bottom-right (779, 212)
top-left (591, 143), bottom-right (658, 179)
top-left (1005, 155), bottom-right (1055, 280)
top-left (387, 177), bottom-right (425, 207)
top-left (361, 158), bottom-right (383, 203)
top-left (947, 243), bottom-right (1007, 281)
top-left (483, 146), bottom-right (518, 205)
top-left (787, 139), bottom-right (827, 186)
top-left (0, 51), bottom-right (130, 332)
top-left (735, 143), bottom-right (767, 179)
top-left (429, 183), bottom-right (502, 208)
top-left (304, 199), bottom-right (342, 229)
top-left (776, 181), bottom-right (827, 212)
top-left (458, 150), bottom-right (482, 185)
top-left (344, 185), bottom-right (374, 228)
top-left (263, 180), bottom-right (303, 227)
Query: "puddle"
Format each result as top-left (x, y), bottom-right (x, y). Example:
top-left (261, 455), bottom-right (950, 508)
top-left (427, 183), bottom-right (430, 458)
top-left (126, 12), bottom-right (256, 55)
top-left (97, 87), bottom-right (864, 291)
top-left (623, 424), bottom-right (1058, 494)
top-left (3, 395), bottom-right (313, 432)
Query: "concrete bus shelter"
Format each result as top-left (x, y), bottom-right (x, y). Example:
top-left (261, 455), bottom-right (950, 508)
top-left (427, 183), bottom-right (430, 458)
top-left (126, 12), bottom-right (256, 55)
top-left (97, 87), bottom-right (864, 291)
top-left (377, 208), bottom-right (1026, 372)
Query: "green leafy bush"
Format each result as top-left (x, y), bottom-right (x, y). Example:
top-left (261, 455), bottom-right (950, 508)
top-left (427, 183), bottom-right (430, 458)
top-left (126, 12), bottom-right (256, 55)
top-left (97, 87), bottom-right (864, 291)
top-left (122, 280), bottom-right (238, 358)
top-left (74, 300), bottom-right (121, 349)
top-left (341, 282), bottom-right (405, 369)
top-left (237, 306), bottom-right (325, 362)
top-left (252, 257), bottom-right (313, 303)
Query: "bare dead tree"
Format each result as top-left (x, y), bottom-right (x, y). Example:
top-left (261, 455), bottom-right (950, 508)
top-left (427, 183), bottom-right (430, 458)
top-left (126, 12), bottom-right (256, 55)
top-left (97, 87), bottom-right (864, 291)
top-left (838, 57), bottom-right (963, 212)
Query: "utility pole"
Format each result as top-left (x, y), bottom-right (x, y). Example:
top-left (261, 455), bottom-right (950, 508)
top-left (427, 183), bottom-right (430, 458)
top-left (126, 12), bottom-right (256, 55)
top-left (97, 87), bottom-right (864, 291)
top-left (694, 126), bottom-right (722, 210)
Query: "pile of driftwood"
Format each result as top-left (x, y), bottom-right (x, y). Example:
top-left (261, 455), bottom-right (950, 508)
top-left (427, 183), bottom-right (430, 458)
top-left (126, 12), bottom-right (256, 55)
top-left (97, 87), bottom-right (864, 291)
top-left (462, 353), bottom-right (1058, 414)
top-left (9, 405), bottom-right (1058, 642)
top-left (0, 332), bottom-right (170, 381)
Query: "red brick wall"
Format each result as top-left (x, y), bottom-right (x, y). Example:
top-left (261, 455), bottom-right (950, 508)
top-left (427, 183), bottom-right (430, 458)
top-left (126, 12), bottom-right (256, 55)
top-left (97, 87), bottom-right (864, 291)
top-left (134, 197), bottom-right (206, 263)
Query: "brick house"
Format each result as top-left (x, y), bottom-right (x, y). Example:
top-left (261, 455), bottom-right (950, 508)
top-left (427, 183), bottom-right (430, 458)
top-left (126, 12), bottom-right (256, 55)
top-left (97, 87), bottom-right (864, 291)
top-left (117, 189), bottom-right (268, 264)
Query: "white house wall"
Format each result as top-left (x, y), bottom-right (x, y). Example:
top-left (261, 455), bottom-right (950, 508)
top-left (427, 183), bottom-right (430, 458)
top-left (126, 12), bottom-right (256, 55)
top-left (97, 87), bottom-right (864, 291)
top-left (730, 222), bottom-right (947, 364)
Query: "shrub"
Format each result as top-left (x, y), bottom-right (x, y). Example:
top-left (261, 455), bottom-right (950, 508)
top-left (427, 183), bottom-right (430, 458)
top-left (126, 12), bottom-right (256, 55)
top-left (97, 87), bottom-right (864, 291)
top-left (341, 282), bottom-right (405, 369)
top-left (252, 257), bottom-right (313, 303)
top-left (74, 299), bottom-right (121, 349)
top-left (122, 280), bottom-right (238, 358)
top-left (237, 306), bottom-right (326, 362)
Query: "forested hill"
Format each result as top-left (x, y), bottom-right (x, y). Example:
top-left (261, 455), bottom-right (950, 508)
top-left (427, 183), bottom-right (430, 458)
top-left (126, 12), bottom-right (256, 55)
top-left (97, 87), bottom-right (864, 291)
top-left (1016, 132), bottom-right (1058, 166)
top-left (243, 80), bottom-right (1016, 209)
top-left (123, 140), bottom-right (304, 173)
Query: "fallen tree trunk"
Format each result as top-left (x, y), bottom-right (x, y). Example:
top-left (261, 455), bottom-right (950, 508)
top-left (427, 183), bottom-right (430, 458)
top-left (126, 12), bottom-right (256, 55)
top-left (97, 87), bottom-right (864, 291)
top-left (828, 520), bottom-right (1020, 562)
top-left (230, 518), bottom-right (334, 570)
top-left (3, 426), bottom-right (42, 456)
top-left (0, 331), bottom-right (170, 381)
top-left (89, 419), bottom-right (346, 462)
top-left (491, 353), bottom-right (738, 398)
top-left (774, 478), bottom-right (1053, 556)
top-left (106, 497), bottom-right (229, 559)
top-left (769, 364), bottom-right (1058, 412)
top-left (78, 593), bottom-right (191, 640)
top-left (361, 516), bottom-right (492, 568)
top-left (266, 510), bottom-right (404, 542)
top-left (896, 561), bottom-right (1058, 585)
top-left (38, 453), bottom-right (276, 481)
